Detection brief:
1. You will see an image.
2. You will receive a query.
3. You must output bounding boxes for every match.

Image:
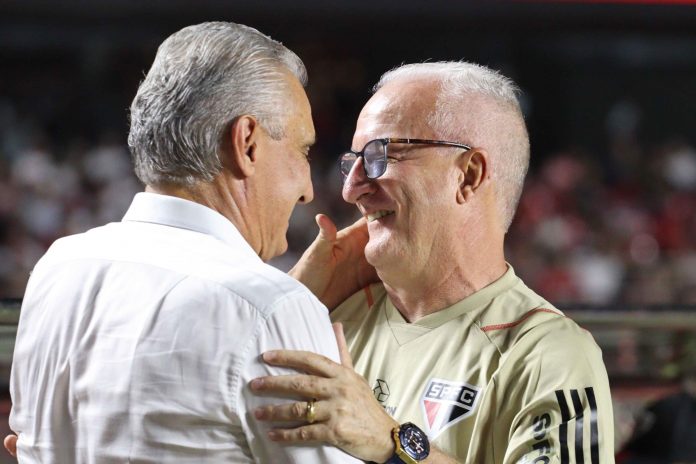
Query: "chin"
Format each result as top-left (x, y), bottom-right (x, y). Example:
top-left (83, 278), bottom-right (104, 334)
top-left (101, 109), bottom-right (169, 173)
top-left (275, 240), bottom-right (289, 259)
top-left (261, 240), bottom-right (288, 262)
top-left (364, 238), bottom-right (400, 270)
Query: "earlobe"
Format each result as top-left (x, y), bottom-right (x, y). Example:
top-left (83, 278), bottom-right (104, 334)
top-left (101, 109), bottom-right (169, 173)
top-left (456, 172), bottom-right (467, 204)
top-left (226, 115), bottom-right (259, 178)
top-left (456, 184), bottom-right (475, 204)
top-left (456, 187), bottom-right (466, 204)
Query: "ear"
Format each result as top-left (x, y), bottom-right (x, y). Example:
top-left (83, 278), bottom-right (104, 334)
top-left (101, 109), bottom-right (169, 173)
top-left (225, 115), bottom-right (260, 178)
top-left (456, 149), bottom-right (488, 204)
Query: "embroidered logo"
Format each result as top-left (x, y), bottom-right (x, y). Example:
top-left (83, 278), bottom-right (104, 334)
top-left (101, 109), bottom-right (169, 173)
top-left (421, 378), bottom-right (482, 439)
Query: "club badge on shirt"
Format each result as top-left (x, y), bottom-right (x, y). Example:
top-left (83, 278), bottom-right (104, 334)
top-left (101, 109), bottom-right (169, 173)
top-left (421, 378), bottom-right (482, 439)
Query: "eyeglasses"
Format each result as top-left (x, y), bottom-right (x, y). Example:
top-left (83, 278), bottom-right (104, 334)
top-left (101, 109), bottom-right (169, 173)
top-left (339, 138), bottom-right (472, 181)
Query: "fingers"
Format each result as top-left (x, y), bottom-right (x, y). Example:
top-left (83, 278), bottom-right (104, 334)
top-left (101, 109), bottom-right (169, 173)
top-left (267, 423), bottom-right (333, 445)
top-left (250, 373), bottom-right (331, 399)
top-left (3, 434), bottom-right (17, 457)
top-left (254, 400), bottom-right (327, 423)
top-left (261, 350), bottom-right (340, 377)
top-left (347, 215), bottom-right (368, 231)
top-left (336, 216), bottom-right (369, 242)
top-left (332, 322), bottom-right (354, 369)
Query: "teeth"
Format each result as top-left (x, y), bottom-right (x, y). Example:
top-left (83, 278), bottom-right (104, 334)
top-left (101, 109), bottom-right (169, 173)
top-left (366, 210), bottom-right (394, 222)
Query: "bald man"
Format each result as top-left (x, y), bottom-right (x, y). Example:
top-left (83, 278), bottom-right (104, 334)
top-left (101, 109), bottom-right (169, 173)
top-left (252, 62), bottom-right (614, 464)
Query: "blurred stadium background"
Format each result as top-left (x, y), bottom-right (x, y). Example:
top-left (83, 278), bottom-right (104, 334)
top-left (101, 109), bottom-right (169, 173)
top-left (1, 0), bottom-right (696, 461)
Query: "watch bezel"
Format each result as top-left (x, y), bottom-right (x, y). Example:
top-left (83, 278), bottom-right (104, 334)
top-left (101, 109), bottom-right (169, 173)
top-left (397, 422), bottom-right (430, 461)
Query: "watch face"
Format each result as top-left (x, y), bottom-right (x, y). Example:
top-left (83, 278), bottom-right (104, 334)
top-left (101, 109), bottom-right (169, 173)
top-left (399, 423), bottom-right (430, 460)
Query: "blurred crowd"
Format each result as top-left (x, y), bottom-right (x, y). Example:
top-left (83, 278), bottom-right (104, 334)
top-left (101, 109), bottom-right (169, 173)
top-left (0, 127), bottom-right (141, 297)
top-left (1, 97), bottom-right (696, 305)
top-left (508, 137), bottom-right (696, 306)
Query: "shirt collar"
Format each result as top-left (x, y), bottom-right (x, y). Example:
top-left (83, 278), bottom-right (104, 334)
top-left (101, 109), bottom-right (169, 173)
top-left (122, 192), bottom-right (261, 262)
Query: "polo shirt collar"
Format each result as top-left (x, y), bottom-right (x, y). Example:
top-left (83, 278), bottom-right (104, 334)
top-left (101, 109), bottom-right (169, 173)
top-left (122, 192), bottom-right (261, 262)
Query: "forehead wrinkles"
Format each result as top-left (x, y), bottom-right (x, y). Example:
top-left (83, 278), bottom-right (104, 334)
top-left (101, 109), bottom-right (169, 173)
top-left (356, 83), bottom-right (439, 140)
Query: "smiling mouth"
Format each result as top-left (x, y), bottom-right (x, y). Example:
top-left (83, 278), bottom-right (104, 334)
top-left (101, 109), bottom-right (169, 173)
top-left (366, 210), bottom-right (395, 223)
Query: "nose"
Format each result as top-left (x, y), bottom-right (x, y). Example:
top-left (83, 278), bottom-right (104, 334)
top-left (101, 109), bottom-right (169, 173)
top-left (298, 173), bottom-right (314, 204)
top-left (342, 156), bottom-right (375, 204)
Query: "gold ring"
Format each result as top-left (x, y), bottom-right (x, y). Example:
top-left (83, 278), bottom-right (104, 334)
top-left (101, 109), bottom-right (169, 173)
top-left (305, 399), bottom-right (317, 424)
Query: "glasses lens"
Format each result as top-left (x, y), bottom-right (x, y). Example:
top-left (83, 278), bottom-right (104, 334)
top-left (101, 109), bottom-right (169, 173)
top-left (340, 152), bottom-right (358, 179)
top-left (363, 140), bottom-right (387, 178)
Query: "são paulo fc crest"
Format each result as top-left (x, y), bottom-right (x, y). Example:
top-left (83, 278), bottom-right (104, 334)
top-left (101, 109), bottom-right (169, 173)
top-left (420, 378), bottom-right (482, 439)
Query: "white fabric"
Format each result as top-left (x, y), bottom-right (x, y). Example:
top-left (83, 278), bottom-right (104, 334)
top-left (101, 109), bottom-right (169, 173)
top-left (10, 192), bottom-right (360, 464)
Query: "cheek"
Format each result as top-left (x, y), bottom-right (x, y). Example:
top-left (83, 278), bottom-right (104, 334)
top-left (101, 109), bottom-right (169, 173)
top-left (277, 163), bottom-right (309, 210)
top-left (285, 159), bottom-right (310, 189)
top-left (422, 174), bottom-right (459, 205)
top-left (402, 181), bottom-right (455, 229)
top-left (402, 178), bottom-right (442, 210)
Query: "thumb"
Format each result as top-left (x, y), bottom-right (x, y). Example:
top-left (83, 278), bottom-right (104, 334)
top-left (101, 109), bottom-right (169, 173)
top-left (332, 322), bottom-right (354, 369)
top-left (315, 214), bottom-right (338, 243)
top-left (4, 434), bottom-right (17, 457)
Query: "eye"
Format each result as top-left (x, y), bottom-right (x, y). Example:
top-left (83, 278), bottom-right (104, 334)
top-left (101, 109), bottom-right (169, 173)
top-left (386, 144), bottom-right (411, 159)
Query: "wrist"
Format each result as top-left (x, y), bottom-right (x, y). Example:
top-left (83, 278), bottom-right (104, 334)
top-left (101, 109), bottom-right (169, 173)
top-left (373, 419), bottom-right (399, 463)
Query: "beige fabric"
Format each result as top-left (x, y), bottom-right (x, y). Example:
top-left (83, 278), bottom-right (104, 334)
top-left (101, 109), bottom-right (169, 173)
top-left (332, 266), bottom-right (614, 463)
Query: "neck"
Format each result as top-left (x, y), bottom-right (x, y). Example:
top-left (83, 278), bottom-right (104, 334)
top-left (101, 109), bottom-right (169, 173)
top-left (382, 258), bottom-right (507, 323)
top-left (379, 225), bottom-right (507, 323)
top-left (145, 176), bottom-right (257, 250)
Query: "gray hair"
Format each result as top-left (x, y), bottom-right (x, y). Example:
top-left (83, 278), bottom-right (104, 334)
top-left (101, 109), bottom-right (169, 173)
top-left (128, 22), bottom-right (307, 186)
top-left (375, 62), bottom-right (530, 231)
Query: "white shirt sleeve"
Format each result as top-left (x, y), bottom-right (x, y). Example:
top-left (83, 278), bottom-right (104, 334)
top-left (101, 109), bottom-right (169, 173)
top-left (237, 290), bottom-right (363, 464)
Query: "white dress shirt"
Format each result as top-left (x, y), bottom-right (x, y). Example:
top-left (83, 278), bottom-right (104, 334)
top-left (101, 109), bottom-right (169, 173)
top-left (10, 192), bottom-right (361, 463)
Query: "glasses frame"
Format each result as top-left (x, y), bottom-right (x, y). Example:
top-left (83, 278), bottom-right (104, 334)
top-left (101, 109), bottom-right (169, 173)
top-left (340, 137), bottom-right (472, 180)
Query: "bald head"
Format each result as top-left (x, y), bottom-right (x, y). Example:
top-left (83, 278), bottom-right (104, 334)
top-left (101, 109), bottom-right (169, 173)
top-left (355, 77), bottom-right (442, 140)
top-left (374, 62), bottom-right (530, 231)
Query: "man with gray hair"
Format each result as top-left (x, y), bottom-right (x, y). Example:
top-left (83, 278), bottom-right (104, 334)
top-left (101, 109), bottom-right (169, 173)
top-left (251, 62), bottom-right (615, 463)
top-left (7, 22), bottom-right (361, 463)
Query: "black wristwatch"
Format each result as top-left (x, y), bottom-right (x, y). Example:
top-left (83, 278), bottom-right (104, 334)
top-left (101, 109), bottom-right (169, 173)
top-left (385, 422), bottom-right (430, 464)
